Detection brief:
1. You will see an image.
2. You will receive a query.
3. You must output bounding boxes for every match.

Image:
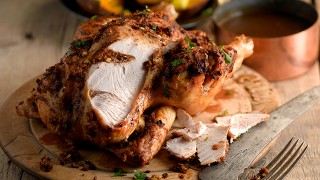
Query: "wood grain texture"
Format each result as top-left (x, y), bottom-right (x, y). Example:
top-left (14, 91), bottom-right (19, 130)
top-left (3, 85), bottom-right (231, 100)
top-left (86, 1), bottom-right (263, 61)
top-left (0, 0), bottom-right (319, 179)
top-left (264, 63), bottom-right (320, 180)
top-left (0, 0), bottom-right (80, 179)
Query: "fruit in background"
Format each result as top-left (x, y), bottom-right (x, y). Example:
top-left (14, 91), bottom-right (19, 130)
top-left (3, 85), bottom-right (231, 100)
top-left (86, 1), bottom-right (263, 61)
top-left (171, 0), bottom-right (190, 10)
top-left (175, 0), bottom-right (209, 19)
top-left (136, 0), bottom-right (162, 5)
top-left (138, 0), bottom-right (210, 19)
top-left (100, 0), bottom-right (125, 14)
top-left (76, 0), bottom-right (130, 16)
top-left (76, 0), bottom-right (211, 22)
top-left (150, 1), bottom-right (179, 21)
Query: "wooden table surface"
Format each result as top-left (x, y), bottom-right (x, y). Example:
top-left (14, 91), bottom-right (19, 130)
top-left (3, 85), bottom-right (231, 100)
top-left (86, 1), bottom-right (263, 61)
top-left (0, 0), bottom-right (319, 179)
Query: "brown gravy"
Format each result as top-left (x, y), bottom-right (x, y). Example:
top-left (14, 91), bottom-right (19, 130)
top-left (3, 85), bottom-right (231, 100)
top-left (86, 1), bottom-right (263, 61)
top-left (220, 11), bottom-right (312, 37)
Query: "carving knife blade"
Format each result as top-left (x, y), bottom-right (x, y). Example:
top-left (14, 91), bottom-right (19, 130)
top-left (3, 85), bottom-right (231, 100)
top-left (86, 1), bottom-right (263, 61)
top-left (199, 86), bottom-right (320, 180)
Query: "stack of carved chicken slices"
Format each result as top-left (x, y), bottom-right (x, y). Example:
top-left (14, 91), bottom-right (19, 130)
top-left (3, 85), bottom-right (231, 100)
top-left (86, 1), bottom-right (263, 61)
top-left (166, 109), bottom-right (269, 165)
top-left (16, 10), bottom-right (258, 166)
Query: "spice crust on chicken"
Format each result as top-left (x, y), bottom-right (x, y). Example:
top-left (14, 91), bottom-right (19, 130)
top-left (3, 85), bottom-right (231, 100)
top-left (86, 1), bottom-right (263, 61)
top-left (16, 10), bottom-right (253, 166)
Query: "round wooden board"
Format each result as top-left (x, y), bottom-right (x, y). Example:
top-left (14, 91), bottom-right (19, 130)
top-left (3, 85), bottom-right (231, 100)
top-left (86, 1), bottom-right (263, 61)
top-left (0, 66), bottom-right (279, 179)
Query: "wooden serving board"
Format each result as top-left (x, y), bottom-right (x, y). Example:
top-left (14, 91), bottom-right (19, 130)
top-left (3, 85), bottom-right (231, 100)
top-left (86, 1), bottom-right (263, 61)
top-left (0, 66), bottom-right (279, 179)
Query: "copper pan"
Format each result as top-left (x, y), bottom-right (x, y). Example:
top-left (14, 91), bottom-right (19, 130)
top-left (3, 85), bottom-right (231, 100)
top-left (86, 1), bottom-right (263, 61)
top-left (213, 0), bottom-right (319, 81)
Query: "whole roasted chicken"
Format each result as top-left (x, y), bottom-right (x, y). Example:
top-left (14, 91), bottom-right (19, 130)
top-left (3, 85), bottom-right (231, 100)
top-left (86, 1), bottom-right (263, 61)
top-left (16, 10), bottom-right (253, 165)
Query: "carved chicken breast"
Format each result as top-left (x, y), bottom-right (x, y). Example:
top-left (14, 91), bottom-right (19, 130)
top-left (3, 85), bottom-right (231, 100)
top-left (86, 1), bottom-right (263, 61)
top-left (17, 10), bottom-right (185, 147)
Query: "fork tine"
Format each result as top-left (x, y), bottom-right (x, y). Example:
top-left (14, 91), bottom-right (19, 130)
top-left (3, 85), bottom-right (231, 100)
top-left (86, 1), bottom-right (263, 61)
top-left (264, 138), bottom-right (307, 180)
top-left (265, 137), bottom-right (295, 170)
top-left (263, 138), bottom-right (299, 179)
top-left (274, 144), bottom-right (308, 180)
top-left (265, 140), bottom-right (303, 179)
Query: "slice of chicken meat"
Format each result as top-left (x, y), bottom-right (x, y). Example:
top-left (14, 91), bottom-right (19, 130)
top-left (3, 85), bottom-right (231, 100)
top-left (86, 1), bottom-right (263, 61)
top-left (165, 137), bottom-right (197, 159)
top-left (196, 124), bottom-right (230, 166)
top-left (215, 112), bottom-right (270, 140)
top-left (165, 121), bottom-right (231, 165)
top-left (172, 108), bottom-right (195, 128)
top-left (171, 121), bottom-right (207, 140)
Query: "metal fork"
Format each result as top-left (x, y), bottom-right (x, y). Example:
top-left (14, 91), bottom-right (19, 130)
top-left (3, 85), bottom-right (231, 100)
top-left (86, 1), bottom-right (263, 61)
top-left (239, 137), bottom-right (308, 180)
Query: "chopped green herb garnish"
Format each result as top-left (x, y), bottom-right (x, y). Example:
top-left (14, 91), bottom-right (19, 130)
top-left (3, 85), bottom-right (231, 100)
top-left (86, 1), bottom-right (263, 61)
top-left (66, 49), bottom-right (72, 57)
top-left (186, 46), bottom-right (192, 53)
top-left (43, 71), bottom-right (51, 77)
top-left (152, 26), bottom-right (157, 30)
top-left (217, 110), bottom-right (229, 117)
top-left (185, 37), bottom-right (196, 52)
top-left (137, 6), bottom-right (150, 16)
top-left (73, 40), bottom-right (92, 47)
top-left (91, 15), bottom-right (97, 19)
top-left (162, 83), bottom-right (170, 98)
top-left (204, 137), bottom-right (209, 141)
top-left (113, 168), bottom-right (125, 177)
top-left (201, 7), bottom-right (213, 16)
top-left (224, 53), bottom-right (232, 64)
top-left (85, 59), bottom-right (91, 64)
top-left (133, 170), bottom-right (147, 180)
top-left (219, 46), bottom-right (233, 64)
top-left (145, 5), bottom-right (150, 12)
top-left (226, 89), bottom-right (233, 95)
top-left (170, 58), bottom-right (185, 67)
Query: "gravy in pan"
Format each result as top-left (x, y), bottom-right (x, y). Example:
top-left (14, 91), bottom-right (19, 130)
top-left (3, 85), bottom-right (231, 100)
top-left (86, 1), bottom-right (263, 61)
top-left (220, 10), bottom-right (312, 38)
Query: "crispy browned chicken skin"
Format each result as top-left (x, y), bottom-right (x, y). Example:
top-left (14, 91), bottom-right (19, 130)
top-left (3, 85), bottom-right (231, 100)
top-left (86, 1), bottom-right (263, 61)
top-left (16, 10), bottom-right (253, 165)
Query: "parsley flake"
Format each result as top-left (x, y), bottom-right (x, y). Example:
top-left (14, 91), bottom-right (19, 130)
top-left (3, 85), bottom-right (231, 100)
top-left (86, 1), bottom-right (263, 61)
top-left (85, 59), bottom-right (91, 64)
top-left (66, 49), bottom-right (72, 57)
top-left (152, 26), bottom-right (157, 30)
top-left (219, 46), bottom-right (233, 64)
top-left (133, 170), bottom-right (147, 180)
top-left (217, 110), bottom-right (229, 117)
top-left (185, 37), bottom-right (196, 52)
top-left (186, 46), bottom-right (192, 53)
top-left (226, 90), bottom-right (233, 95)
top-left (113, 168), bottom-right (125, 177)
top-left (162, 83), bottom-right (170, 98)
top-left (170, 58), bottom-right (185, 67)
top-left (73, 40), bottom-right (92, 47)
top-left (43, 71), bottom-right (51, 77)
top-left (145, 5), bottom-right (150, 12)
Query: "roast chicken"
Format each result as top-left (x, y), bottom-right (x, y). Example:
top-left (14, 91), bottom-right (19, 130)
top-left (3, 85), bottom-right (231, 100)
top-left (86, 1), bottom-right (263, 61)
top-left (16, 10), bottom-right (253, 165)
